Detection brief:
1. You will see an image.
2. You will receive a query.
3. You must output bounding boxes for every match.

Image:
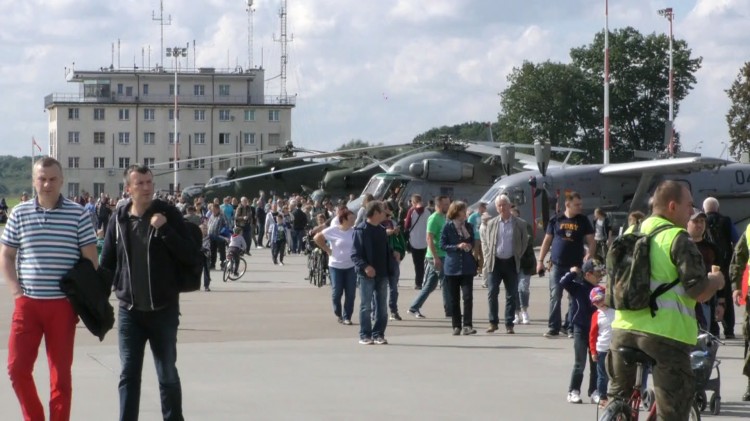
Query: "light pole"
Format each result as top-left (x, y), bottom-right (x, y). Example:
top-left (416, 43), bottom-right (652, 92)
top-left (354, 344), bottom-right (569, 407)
top-left (658, 7), bottom-right (675, 155)
top-left (166, 45), bottom-right (188, 194)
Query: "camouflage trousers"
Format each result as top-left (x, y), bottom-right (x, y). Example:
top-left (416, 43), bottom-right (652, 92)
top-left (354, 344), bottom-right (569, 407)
top-left (743, 303), bottom-right (750, 378)
top-left (606, 329), bottom-right (694, 421)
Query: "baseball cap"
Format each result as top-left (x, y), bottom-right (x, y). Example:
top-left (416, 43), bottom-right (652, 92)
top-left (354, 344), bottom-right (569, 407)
top-left (690, 208), bottom-right (706, 221)
top-left (590, 286), bottom-right (606, 305)
top-left (581, 259), bottom-right (605, 274)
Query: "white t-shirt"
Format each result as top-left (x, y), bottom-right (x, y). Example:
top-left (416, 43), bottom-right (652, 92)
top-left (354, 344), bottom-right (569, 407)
top-left (322, 226), bottom-right (355, 269)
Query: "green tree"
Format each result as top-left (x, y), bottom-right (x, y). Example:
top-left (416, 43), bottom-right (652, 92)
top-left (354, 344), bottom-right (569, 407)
top-left (412, 121), bottom-right (495, 143)
top-left (497, 27), bottom-right (702, 163)
top-left (726, 62), bottom-right (750, 159)
top-left (336, 139), bottom-right (372, 151)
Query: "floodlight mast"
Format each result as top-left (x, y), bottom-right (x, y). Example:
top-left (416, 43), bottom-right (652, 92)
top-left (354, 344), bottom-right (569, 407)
top-left (658, 7), bottom-right (675, 155)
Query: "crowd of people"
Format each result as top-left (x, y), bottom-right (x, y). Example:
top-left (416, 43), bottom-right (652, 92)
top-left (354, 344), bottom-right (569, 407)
top-left (3, 158), bottom-right (750, 419)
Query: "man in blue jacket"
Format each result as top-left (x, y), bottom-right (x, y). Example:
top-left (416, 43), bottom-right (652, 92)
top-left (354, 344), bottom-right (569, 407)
top-left (101, 165), bottom-right (203, 421)
top-left (351, 200), bottom-right (396, 345)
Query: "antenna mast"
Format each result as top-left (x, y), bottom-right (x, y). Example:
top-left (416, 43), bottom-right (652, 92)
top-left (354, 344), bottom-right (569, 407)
top-left (152, 0), bottom-right (172, 68)
top-left (247, 0), bottom-right (255, 69)
top-left (274, 0), bottom-right (293, 101)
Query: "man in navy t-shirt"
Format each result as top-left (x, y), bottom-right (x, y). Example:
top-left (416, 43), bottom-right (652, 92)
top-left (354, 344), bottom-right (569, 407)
top-left (536, 192), bottom-right (596, 337)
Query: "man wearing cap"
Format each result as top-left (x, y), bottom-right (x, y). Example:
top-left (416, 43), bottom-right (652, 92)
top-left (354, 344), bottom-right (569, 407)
top-left (607, 180), bottom-right (725, 419)
top-left (687, 209), bottom-right (720, 332)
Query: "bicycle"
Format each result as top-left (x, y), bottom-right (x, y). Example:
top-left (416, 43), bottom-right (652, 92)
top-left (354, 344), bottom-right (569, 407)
top-left (306, 247), bottom-right (328, 288)
top-left (223, 255), bottom-right (247, 282)
top-left (598, 346), bottom-right (701, 421)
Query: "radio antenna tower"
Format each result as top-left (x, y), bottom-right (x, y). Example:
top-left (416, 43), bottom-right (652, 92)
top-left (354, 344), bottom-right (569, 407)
top-left (247, 0), bottom-right (255, 69)
top-left (152, 0), bottom-right (172, 68)
top-left (274, 0), bottom-right (293, 101)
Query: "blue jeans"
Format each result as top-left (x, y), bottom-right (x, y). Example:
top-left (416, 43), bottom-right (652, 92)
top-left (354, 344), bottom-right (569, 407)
top-left (202, 251), bottom-right (211, 289)
top-left (409, 258), bottom-right (450, 314)
top-left (516, 273), bottom-right (530, 309)
top-left (597, 351), bottom-right (609, 398)
top-left (388, 264), bottom-right (400, 313)
top-left (118, 302), bottom-right (183, 421)
top-left (291, 229), bottom-right (305, 253)
top-left (359, 276), bottom-right (388, 339)
top-left (548, 263), bottom-right (571, 332)
top-left (329, 267), bottom-right (357, 320)
top-left (569, 324), bottom-right (597, 396)
top-left (487, 257), bottom-right (518, 327)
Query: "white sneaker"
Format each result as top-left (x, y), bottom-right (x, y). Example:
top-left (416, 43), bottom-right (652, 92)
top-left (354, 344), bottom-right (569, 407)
top-left (521, 311), bottom-right (530, 324)
top-left (591, 391), bottom-right (600, 404)
top-left (513, 312), bottom-right (520, 324)
top-left (567, 390), bottom-right (582, 404)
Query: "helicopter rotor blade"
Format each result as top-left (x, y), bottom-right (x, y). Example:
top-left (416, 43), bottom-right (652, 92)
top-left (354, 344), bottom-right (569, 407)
top-left (278, 143), bottom-right (413, 162)
top-left (353, 144), bottom-right (431, 173)
top-left (209, 160), bottom-right (341, 187)
top-left (150, 148), bottom-right (277, 169)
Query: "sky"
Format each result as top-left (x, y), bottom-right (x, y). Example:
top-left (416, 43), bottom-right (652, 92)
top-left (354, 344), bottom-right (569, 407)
top-left (0, 0), bottom-right (747, 160)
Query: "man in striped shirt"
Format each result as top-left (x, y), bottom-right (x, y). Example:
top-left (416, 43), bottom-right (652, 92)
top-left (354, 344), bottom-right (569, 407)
top-left (0, 157), bottom-right (98, 421)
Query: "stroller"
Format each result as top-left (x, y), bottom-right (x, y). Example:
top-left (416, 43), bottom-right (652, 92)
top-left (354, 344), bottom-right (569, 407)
top-left (691, 330), bottom-right (722, 415)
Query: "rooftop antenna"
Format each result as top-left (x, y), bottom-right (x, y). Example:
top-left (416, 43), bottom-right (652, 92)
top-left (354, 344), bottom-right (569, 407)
top-left (247, 0), bottom-right (255, 69)
top-left (117, 38), bottom-right (121, 70)
top-left (152, 0), bottom-right (172, 68)
top-left (274, 0), bottom-right (293, 102)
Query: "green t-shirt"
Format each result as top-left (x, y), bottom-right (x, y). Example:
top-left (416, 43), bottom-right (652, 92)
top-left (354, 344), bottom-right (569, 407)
top-left (425, 212), bottom-right (447, 259)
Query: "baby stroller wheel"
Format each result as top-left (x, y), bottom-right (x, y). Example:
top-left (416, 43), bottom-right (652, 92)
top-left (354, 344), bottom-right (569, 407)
top-left (709, 393), bottom-right (720, 415)
top-left (695, 390), bottom-right (707, 412)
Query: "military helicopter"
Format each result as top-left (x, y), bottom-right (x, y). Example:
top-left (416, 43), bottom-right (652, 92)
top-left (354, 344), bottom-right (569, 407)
top-left (471, 140), bottom-right (750, 243)
top-left (345, 137), bottom-right (582, 212)
top-left (179, 141), bottom-right (412, 202)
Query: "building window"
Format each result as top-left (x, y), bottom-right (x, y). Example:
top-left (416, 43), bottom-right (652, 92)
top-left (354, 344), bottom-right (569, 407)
top-left (143, 84), bottom-right (149, 95)
top-left (269, 110), bottom-right (280, 122)
top-left (169, 132), bottom-right (180, 144)
top-left (268, 133), bottom-right (280, 146)
top-left (125, 86), bottom-right (133, 96)
top-left (94, 132), bottom-right (105, 144)
top-left (244, 133), bottom-right (255, 145)
top-left (194, 133), bottom-right (206, 144)
top-left (169, 84), bottom-right (181, 96)
top-left (219, 133), bottom-right (230, 144)
top-left (219, 84), bottom-right (230, 96)
top-left (143, 132), bottom-right (156, 145)
top-left (117, 83), bottom-right (123, 95)
top-left (93, 157), bottom-right (105, 168)
top-left (118, 157), bottom-right (131, 169)
top-left (243, 157), bottom-right (257, 166)
top-left (143, 157), bottom-right (155, 167)
top-left (194, 109), bottom-right (205, 121)
top-left (68, 131), bottom-right (80, 144)
top-left (68, 108), bottom-right (79, 120)
top-left (68, 157), bottom-right (79, 168)
top-left (219, 110), bottom-right (231, 121)
top-left (168, 158), bottom-right (180, 169)
top-left (244, 110), bottom-right (255, 121)
top-left (144, 109), bottom-right (155, 121)
top-left (169, 109), bottom-right (180, 120)
top-left (194, 159), bottom-right (206, 169)
top-left (68, 183), bottom-right (80, 198)
top-left (194, 84), bottom-right (205, 96)
top-left (218, 158), bottom-right (230, 170)
top-left (94, 108), bottom-right (105, 120)
top-left (119, 109), bottom-right (130, 120)
top-left (93, 183), bottom-right (105, 197)
top-left (118, 132), bottom-right (130, 144)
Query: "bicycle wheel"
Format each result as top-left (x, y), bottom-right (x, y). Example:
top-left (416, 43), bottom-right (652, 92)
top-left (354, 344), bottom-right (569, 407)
top-left (222, 261), bottom-right (231, 282)
top-left (228, 258), bottom-right (247, 281)
top-left (598, 399), bottom-right (633, 421)
top-left (689, 402), bottom-right (701, 421)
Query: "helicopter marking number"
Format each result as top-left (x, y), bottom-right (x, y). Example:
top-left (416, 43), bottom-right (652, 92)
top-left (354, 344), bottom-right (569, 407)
top-left (735, 170), bottom-right (750, 185)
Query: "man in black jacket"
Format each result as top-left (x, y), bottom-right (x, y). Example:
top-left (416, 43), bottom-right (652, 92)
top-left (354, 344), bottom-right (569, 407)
top-left (291, 201), bottom-right (308, 254)
top-left (101, 165), bottom-right (202, 421)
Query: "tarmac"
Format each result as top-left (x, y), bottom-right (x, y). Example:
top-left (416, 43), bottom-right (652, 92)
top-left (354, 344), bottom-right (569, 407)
top-left (0, 247), bottom-right (749, 420)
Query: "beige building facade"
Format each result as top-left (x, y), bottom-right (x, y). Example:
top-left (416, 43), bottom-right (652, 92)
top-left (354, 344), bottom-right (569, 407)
top-left (45, 67), bottom-right (294, 198)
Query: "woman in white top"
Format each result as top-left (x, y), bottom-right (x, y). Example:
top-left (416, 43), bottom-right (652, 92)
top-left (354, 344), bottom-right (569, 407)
top-left (314, 208), bottom-right (357, 325)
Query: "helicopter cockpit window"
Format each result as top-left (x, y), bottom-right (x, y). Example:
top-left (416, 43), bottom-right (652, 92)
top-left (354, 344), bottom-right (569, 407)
top-left (503, 187), bottom-right (526, 206)
top-left (479, 186), bottom-right (502, 204)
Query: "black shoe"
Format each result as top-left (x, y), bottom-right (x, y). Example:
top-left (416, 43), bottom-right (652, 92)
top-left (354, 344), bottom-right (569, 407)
top-left (414, 285), bottom-right (422, 290)
top-left (743, 388), bottom-right (750, 402)
top-left (452, 327), bottom-right (461, 336)
top-left (561, 327), bottom-right (569, 336)
top-left (544, 330), bottom-right (560, 338)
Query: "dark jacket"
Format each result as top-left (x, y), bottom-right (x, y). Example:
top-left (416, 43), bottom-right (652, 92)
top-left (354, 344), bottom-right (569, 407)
top-left (292, 208), bottom-right (308, 231)
top-left (61, 258), bottom-right (115, 341)
top-left (440, 220), bottom-right (476, 276)
top-left (560, 271), bottom-right (596, 330)
top-left (351, 221), bottom-right (396, 278)
top-left (100, 199), bottom-right (204, 310)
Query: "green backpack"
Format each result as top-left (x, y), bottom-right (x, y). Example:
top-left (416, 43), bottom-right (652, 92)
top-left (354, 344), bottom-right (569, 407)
top-left (605, 223), bottom-right (681, 316)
